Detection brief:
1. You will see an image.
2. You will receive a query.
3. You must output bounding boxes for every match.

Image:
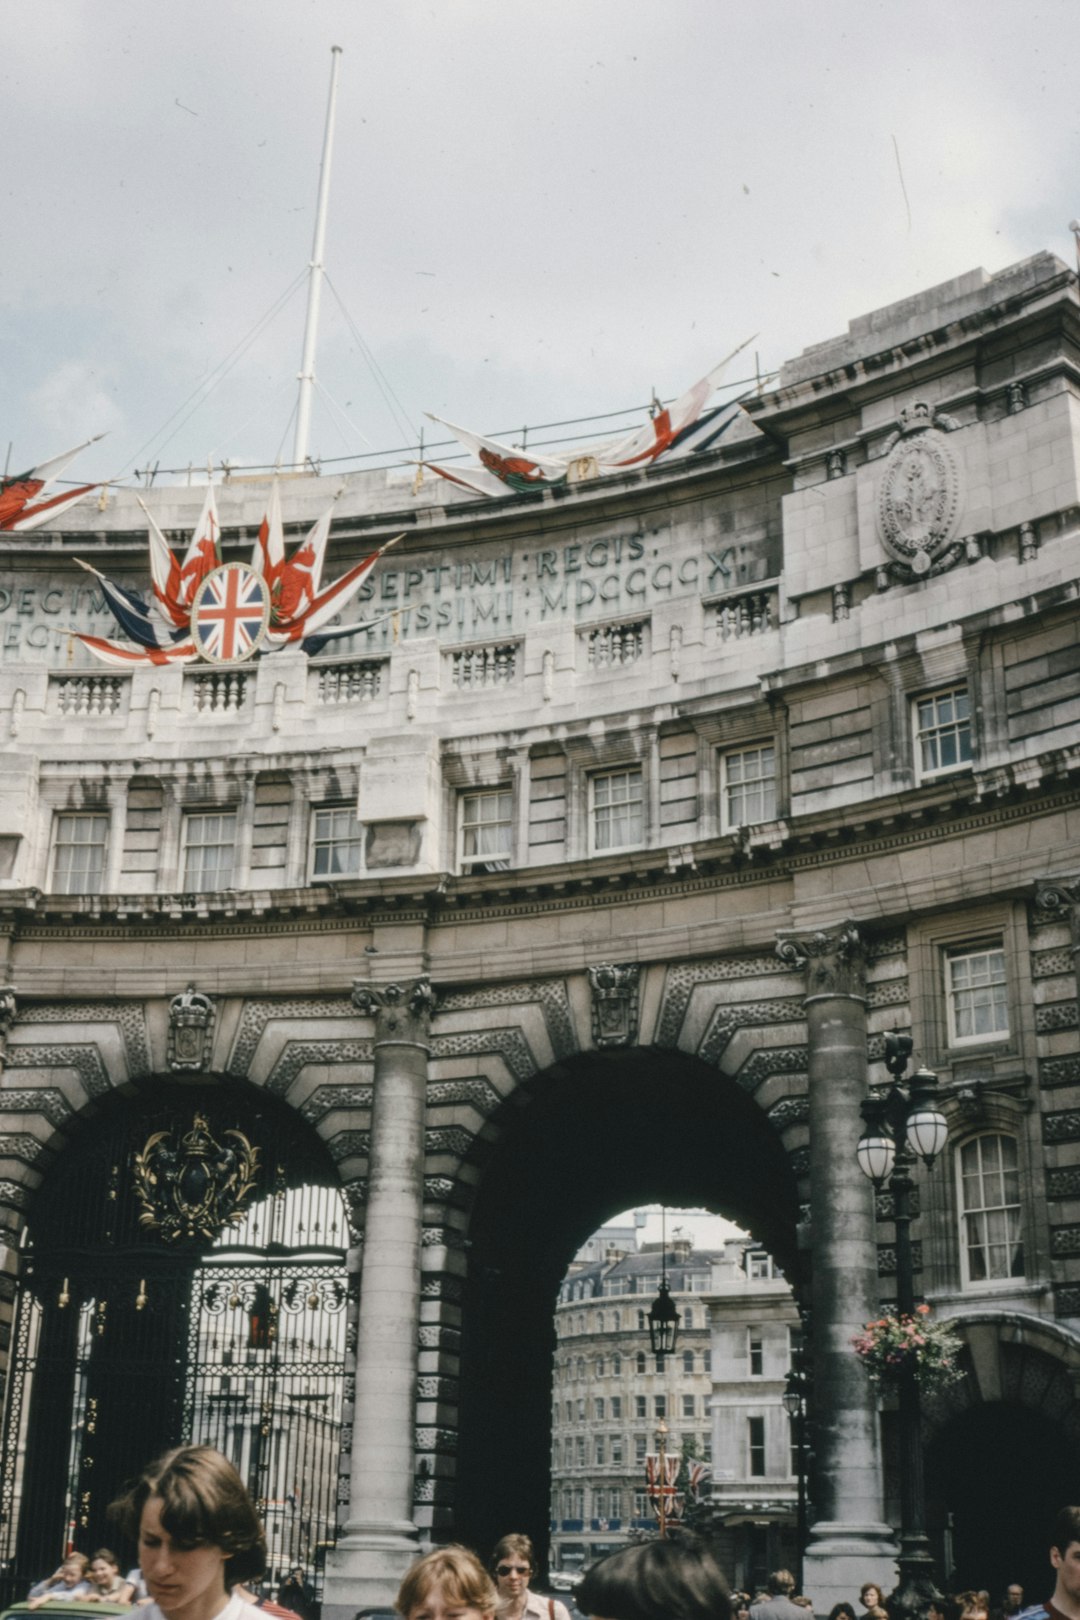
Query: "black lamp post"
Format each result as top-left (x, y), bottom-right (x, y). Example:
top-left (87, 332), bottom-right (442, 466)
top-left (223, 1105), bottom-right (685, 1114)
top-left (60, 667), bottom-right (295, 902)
top-left (782, 1355), bottom-right (809, 1591)
top-left (856, 1032), bottom-right (948, 1620)
top-left (647, 1207), bottom-right (680, 1369)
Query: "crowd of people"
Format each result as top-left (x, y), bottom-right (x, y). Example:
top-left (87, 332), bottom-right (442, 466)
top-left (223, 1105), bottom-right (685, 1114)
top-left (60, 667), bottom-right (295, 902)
top-left (18, 1445), bottom-right (1079, 1620)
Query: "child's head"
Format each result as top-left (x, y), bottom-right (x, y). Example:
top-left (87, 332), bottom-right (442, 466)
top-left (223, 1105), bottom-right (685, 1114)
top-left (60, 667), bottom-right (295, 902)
top-left (61, 1556), bottom-right (89, 1586)
top-left (395, 1546), bottom-right (497, 1620)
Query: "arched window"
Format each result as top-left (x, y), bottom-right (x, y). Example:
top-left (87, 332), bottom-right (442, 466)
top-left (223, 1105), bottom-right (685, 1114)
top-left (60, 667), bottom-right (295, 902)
top-left (577, 1356), bottom-right (586, 1380)
top-left (637, 1309), bottom-right (646, 1331)
top-left (612, 1353), bottom-right (622, 1376)
top-left (596, 1311), bottom-right (605, 1333)
top-left (612, 1310), bottom-right (621, 1330)
top-left (956, 1131), bottom-right (1024, 1287)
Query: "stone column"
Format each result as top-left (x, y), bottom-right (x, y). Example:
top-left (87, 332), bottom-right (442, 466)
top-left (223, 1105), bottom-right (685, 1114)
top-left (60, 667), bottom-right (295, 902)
top-left (322, 976), bottom-right (435, 1618)
top-left (777, 923), bottom-right (897, 1610)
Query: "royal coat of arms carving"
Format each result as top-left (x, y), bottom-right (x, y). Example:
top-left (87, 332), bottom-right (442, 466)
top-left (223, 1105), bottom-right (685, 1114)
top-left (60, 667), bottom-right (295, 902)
top-left (133, 1112), bottom-right (260, 1242)
top-left (876, 400), bottom-right (964, 577)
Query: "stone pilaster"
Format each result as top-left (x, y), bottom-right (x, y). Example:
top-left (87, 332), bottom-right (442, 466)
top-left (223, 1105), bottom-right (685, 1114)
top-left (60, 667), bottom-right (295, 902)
top-left (322, 976), bottom-right (435, 1617)
top-left (1037, 876), bottom-right (1080, 958)
top-left (776, 923), bottom-right (897, 1609)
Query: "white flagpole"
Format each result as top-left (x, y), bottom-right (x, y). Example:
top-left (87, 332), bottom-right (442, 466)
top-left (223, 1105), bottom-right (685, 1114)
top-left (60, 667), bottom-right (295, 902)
top-left (293, 45), bottom-right (343, 472)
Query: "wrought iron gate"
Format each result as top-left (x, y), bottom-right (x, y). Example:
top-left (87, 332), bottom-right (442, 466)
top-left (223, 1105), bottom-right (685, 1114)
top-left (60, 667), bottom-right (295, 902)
top-left (0, 1086), bottom-right (352, 1607)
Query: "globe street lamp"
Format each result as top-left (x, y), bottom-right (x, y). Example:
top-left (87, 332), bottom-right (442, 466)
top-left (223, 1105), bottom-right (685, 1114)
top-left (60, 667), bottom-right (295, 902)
top-left (856, 1032), bottom-right (948, 1620)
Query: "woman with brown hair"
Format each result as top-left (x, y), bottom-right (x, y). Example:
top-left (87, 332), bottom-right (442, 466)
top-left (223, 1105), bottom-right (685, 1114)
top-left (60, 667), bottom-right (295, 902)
top-left (110, 1446), bottom-right (267, 1620)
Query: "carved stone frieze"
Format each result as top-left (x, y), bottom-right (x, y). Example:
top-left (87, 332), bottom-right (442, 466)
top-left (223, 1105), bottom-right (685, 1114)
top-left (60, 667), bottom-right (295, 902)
top-left (1036, 1003), bottom-right (1079, 1034)
top-left (4, 1043), bottom-right (110, 1098)
top-left (167, 985), bottom-right (215, 1071)
top-left (732, 1046), bottom-right (808, 1094)
top-left (266, 1039), bottom-right (374, 1099)
top-left (17, 1001), bottom-right (151, 1079)
top-left (437, 979), bottom-right (576, 1060)
top-left (0, 1088), bottom-right (72, 1127)
top-left (0, 989), bottom-right (16, 1038)
top-left (587, 963), bottom-right (640, 1048)
top-left (1040, 1057), bottom-right (1080, 1090)
top-left (767, 1097), bottom-right (810, 1129)
top-left (1047, 1167), bottom-right (1080, 1199)
top-left (655, 955), bottom-right (787, 1048)
top-left (698, 997), bottom-right (806, 1067)
top-left (431, 1028), bottom-right (538, 1085)
top-left (226, 995), bottom-right (355, 1079)
top-left (776, 923), bottom-right (866, 1001)
top-left (301, 1085), bottom-right (374, 1121)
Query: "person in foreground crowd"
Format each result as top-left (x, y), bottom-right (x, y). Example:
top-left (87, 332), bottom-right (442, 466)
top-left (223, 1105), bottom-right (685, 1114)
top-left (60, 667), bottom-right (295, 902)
top-left (110, 1444), bottom-right (267, 1620)
top-left (750, 1570), bottom-right (806, 1620)
top-left (395, 1544), bottom-right (496, 1620)
top-left (491, 1534), bottom-right (570, 1620)
top-left (29, 1554), bottom-right (92, 1607)
top-left (1016, 1504), bottom-right (1080, 1620)
top-left (575, 1538), bottom-right (731, 1620)
top-left (85, 1550), bottom-right (134, 1604)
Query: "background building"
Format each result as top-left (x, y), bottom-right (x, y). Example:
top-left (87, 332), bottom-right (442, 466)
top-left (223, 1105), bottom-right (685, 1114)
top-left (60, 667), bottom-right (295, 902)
top-left (551, 1223), bottom-right (717, 1572)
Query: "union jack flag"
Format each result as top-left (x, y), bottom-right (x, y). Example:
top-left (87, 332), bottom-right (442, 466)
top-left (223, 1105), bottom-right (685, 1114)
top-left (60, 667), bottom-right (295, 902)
top-left (645, 1452), bottom-right (682, 1520)
top-left (191, 563), bottom-right (270, 664)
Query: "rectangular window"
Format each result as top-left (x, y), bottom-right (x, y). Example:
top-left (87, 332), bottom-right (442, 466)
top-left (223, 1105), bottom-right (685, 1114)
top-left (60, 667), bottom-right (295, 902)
top-left (635, 1395), bottom-right (647, 1419)
top-left (611, 1435), bottom-right (623, 1465)
top-left (654, 1395), bottom-right (667, 1420)
top-left (958, 1133), bottom-right (1024, 1286)
top-left (682, 1394), bottom-right (695, 1418)
top-left (682, 1351), bottom-right (695, 1374)
top-left (748, 1415), bottom-right (766, 1478)
top-left (594, 1436), bottom-right (605, 1466)
top-left (914, 686), bottom-right (972, 779)
top-left (610, 1396), bottom-right (622, 1420)
top-left (747, 1250), bottom-right (772, 1280)
top-left (310, 805), bottom-right (362, 879)
top-left (576, 1436), bottom-right (585, 1467)
top-left (183, 810), bottom-right (237, 891)
top-left (721, 743), bottom-right (776, 830)
top-left (634, 1434), bottom-right (647, 1462)
top-left (459, 787), bottom-right (513, 872)
top-left (748, 1331), bottom-right (764, 1377)
top-left (591, 766), bottom-right (644, 853)
top-left (946, 945), bottom-right (1008, 1044)
top-left (595, 1397), bottom-right (605, 1421)
top-left (51, 812), bottom-right (109, 894)
top-left (702, 1350), bottom-right (711, 1374)
top-left (634, 1490), bottom-right (649, 1519)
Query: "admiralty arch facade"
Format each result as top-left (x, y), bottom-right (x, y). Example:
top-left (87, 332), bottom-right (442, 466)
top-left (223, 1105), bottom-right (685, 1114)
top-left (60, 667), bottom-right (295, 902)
top-left (0, 250), bottom-right (1078, 1611)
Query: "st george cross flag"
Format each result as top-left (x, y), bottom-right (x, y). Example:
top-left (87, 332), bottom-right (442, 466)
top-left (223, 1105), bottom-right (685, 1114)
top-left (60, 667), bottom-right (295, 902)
top-left (252, 480), bottom-right (286, 595)
top-left (600, 337), bottom-right (755, 468)
top-left (0, 436), bottom-right (103, 532)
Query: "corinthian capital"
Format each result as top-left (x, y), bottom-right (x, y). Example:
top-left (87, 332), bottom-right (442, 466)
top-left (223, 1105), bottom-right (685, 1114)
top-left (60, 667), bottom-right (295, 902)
top-left (776, 923), bottom-right (866, 1001)
top-left (351, 976), bottom-right (437, 1037)
top-left (1036, 877), bottom-right (1080, 947)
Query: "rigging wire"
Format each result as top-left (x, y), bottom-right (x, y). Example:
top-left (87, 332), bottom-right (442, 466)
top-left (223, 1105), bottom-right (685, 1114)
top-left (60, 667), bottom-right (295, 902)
top-left (312, 377), bottom-right (378, 455)
top-left (120, 267), bottom-right (309, 479)
top-left (324, 273), bottom-right (419, 446)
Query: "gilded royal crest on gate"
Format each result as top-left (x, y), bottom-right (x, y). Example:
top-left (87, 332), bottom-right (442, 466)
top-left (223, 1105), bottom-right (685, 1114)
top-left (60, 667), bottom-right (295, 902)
top-left (133, 1112), bottom-right (260, 1242)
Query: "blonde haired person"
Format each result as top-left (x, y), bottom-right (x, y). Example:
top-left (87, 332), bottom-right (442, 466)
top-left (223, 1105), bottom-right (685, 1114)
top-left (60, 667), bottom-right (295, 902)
top-left (395, 1545), bottom-right (497, 1620)
top-left (490, 1535), bottom-right (570, 1620)
top-left (28, 1554), bottom-right (92, 1608)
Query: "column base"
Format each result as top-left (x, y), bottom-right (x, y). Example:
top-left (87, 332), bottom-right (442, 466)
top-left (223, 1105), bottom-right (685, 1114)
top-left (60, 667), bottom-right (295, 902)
top-left (802, 1520), bottom-right (898, 1615)
top-left (321, 1521), bottom-right (420, 1618)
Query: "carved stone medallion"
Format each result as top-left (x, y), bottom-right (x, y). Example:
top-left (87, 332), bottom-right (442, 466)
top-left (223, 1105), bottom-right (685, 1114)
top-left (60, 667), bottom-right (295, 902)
top-left (587, 963), bottom-right (641, 1048)
top-left (168, 984), bottom-right (215, 1071)
top-left (877, 401), bottom-right (963, 576)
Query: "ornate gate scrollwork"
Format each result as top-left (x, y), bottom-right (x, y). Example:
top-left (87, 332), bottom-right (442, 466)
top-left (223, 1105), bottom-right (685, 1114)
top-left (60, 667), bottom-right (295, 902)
top-left (133, 1112), bottom-right (260, 1241)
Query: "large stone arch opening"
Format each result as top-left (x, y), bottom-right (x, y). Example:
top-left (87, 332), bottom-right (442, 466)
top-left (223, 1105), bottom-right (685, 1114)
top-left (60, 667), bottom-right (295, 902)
top-left (0, 1077), bottom-right (350, 1601)
top-left (917, 1316), bottom-right (1080, 1601)
top-left (454, 1044), bottom-right (802, 1560)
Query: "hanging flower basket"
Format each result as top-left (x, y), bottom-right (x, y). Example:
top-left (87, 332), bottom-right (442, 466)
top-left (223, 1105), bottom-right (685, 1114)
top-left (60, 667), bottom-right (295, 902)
top-left (852, 1305), bottom-right (963, 1394)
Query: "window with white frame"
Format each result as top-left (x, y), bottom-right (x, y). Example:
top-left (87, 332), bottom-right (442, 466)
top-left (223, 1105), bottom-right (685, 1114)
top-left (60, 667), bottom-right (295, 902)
top-left (945, 944), bottom-right (1009, 1044)
top-left (458, 786), bottom-right (513, 872)
top-left (682, 1351), bottom-right (694, 1374)
top-left (310, 804), bottom-right (362, 879)
top-left (746, 1249), bottom-right (773, 1280)
top-left (611, 1434), bottom-right (623, 1464)
top-left (914, 686), bottom-right (973, 779)
top-left (634, 1489), bottom-right (649, 1518)
top-left (748, 1331), bottom-right (764, 1376)
top-left (595, 1396), bottom-right (605, 1420)
top-left (51, 812), bottom-right (109, 894)
top-left (183, 810), bottom-right (237, 891)
top-left (610, 1395), bottom-right (622, 1419)
top-left (721, 743), bottom-right (776, 830)
top-left (957, 1132), bottom-right (1024, 1287)
top-left (590, 766), bottom-right (644, 853)
top-left (682, 1393), bottom-right (695, 1418)
top-left (634, 1435), bottom-right (647, 1463)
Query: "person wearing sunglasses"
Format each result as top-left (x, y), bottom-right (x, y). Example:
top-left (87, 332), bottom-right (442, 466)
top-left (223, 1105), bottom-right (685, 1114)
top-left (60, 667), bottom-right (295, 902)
top-left (491, 1535), bottom-right (570, 1620)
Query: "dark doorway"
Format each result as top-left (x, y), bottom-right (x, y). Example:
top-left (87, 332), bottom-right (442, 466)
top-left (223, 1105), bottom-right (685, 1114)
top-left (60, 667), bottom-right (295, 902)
top-left (0, 1082), bottom-right (350, 1605)
top-left (925, 1400), bottom-right (1080, 1601)
top-left (455, 1046), bottom-right (801, 1564)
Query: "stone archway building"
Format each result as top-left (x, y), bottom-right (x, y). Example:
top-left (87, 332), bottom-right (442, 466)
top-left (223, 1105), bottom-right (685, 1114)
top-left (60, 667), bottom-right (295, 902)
top-left (0, 250), bottom-right (1078, 1611)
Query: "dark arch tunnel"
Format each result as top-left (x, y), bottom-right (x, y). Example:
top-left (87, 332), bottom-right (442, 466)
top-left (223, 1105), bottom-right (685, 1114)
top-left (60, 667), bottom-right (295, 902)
top-left (454, 1044), bottom-right (802, 1562)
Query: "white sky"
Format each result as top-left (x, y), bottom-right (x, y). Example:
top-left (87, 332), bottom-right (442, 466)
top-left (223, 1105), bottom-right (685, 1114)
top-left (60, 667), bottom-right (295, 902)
top-left (5, 0), bottom-right (1080, 486)
top-left (607, 1207), bottom-right (745, 1252)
